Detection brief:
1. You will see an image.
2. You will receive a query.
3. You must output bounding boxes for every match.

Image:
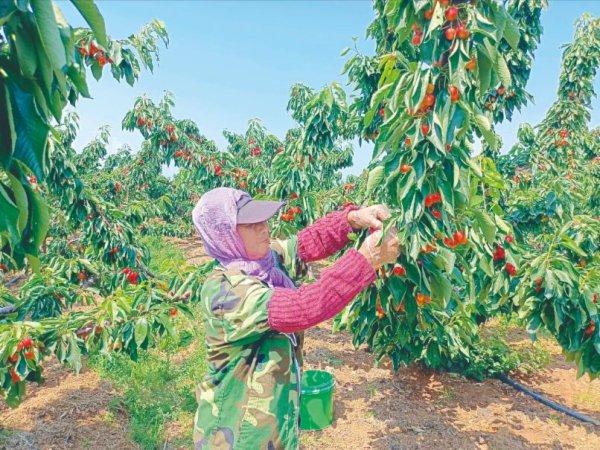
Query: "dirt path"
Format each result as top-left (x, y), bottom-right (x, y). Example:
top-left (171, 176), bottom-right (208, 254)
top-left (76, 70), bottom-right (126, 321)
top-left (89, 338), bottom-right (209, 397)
top-left (0, 359), bottom-right (136, 450)
top-left (301, 321), bottom-right (600, 450)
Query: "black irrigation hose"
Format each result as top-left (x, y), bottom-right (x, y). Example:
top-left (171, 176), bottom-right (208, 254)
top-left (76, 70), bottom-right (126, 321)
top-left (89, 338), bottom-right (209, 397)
top-left (498, 374), bottom-right (600, 426)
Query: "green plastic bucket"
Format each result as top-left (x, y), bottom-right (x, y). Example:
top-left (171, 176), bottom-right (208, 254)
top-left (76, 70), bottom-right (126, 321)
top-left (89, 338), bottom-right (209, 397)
top-left (299, 369), bottom-right (335, 430)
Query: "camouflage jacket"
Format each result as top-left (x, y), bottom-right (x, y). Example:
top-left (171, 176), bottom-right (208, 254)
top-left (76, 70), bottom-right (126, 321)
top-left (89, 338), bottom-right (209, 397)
top-left (194, 236), bottom-right (308, 450)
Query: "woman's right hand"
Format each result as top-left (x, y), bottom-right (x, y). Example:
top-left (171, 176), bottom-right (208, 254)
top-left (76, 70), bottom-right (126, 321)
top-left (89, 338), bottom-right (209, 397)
top-left (358, 228), bottom-right (401, 269)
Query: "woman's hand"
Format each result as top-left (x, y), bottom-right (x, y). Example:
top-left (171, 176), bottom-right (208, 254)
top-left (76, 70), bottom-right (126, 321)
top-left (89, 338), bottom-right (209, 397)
top-left (358, 228), bottom-right (401, 269)
top-left (347, 205), bottom-right (391, 231)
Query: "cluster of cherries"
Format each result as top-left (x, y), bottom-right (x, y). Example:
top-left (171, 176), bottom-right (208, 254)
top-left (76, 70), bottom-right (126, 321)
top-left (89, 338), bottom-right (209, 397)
top-left (78, 41), bottom-right (112, 67)
top-left (492, 235), bottom-right (517, 276)
top-left (7, 337), bottom-right (35, 383)
top-left (281, 206), bottom-right (302, 222)
top-left (122, 267), bottom-right (139, 284)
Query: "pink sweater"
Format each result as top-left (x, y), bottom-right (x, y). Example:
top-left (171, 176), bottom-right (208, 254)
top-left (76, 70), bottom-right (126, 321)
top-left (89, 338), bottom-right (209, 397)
top-left (268, 207), bottom-right (376, 333)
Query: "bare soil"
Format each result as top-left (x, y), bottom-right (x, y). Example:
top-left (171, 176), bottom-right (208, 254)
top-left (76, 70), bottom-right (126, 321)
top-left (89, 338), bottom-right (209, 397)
top-left (0, 359), bottom-right (136, 450)
top-left (2, 237), bottom-right (598, 449)
top-left (300, 320), bottom-right (600, 450)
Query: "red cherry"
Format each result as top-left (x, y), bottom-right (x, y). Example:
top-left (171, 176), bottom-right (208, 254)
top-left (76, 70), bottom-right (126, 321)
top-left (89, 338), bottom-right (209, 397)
top-left (9, 368), bottom-right (20, 383)
top-left (424, 94), bottom-right (436, 107)
top-left (445, 27), bottom-right (456, 41)
top-left (378, 107), bottom-right (385, 118)
top-left (412, 33), bottom-right (422, 46)
top-left (400, 164), bottom-right (412, 174)
top-left (8, 354), bottom-right (18, 363)
top-left (584, 321), bottom-right (595, 337)
top-left (453, 230), bottom-right (467, 245)
top-left (404, 137), bottom-right (412, 147)
top-left (449, 85), bottom-right (460, 102)
top-left (497, 85), bottom-right (506, 96)
top-left (493, 245), bottom-right (506, 262)
top-left (456, 24), bottom-right (470, 40)
top-left (424, 9), bottom-right (434, 20)
top-left (126, 271), bottom-right (139, 284)
top-left (445, 6), bottom-right (459, 21)
top-left (431, 209), bottom-right (441, 220)
top-left (465, 58), bottom-right (477, 71)
top-left (392, 265), bottom-right (406, 277)
top-left (504, 263), bottom-right (517, 276)
top-left (89, 42), bottom-right (100, 56)
top-left (169, 308), bottom-right (178, 317)
top-left (504, 235), bottom-right (514, 244)
top-left (421, 123), bottom-right (430, 135)
top-left (21, 337), bottom-right (33, 349)
top-left (290, 192), bottom-right (299, 199)
top-left (24, 350), bottom-right (35, 361)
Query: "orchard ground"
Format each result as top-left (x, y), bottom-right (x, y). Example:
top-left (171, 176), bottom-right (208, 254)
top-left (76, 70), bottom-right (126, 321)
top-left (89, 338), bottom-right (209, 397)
top-left (0, 236), bottom-right (598, 450)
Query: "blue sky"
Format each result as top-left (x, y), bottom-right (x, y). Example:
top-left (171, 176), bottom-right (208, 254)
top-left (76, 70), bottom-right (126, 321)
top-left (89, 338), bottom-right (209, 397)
top-left (61, 1), bottom-right (599, 177)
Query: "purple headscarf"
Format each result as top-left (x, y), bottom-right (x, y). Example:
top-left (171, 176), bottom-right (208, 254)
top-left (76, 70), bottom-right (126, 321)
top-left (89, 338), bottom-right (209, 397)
top-left (192, 187), bottom-right (296, 289)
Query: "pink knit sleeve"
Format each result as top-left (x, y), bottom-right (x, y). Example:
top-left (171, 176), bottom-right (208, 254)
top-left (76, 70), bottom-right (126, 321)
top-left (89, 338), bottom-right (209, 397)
top-left (297, 205), bottom-right (359, 262)
top-left (267, 249), bottom-right (376, 333)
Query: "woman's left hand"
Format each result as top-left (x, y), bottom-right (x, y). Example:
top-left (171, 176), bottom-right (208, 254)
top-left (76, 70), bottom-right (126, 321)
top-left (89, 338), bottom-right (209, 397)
top-left (347, 204), bottom-right (391, 231)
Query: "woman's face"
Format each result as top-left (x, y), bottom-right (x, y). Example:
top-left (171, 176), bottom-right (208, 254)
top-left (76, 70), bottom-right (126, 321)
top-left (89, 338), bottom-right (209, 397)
top-left (236, 221), bottom-right (271, 260)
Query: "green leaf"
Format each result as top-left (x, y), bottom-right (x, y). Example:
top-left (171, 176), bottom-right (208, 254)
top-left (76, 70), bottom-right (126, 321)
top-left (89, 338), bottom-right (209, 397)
top-left (27, 185), bottom-right (49, 249)
top-left (0, 79), bottom-right (15, 167)
top-left (476, 46), bottom-right (492, 93)
top-left (67, 335), bottom-right (82, 373)
top-left (14, 22), bottom-right (39, 78)
top-left (66, 65), bottom-right (90, 98)
top-left (502, 15), bottom-right (520, 51)
top-left (31, 0), bottom-right (67, 71)
top-left (473, 113), bottom-right (498, 150)
top-left (495, 53), bottom-right (512, 88)
top-left (70, 0), bottom-right (108, 48)
top-left (559, 236), bottom-right (587, 258)
top-left (431, 272), bottom-right (452, 304)
top-left (433, 247), bottom-right (455, 274)
top-left (6, 79), bottom-right (49, 180)
top-left (473, 210), bottom-right (496, 244)
top-left (6, 172), bottom-right (28, 233)
top-left (388, 276), bottom-right (407, 303)
top-left (466, 157), bottom-right (483, 178)
top-left (0, 2), bottom-right (17, 27)
top-left (366, 165), bottom-right (384, 197)
top-left (0, 183), bottom-right (21, 245)
top-left (134, 318), bottom-right (148, 346)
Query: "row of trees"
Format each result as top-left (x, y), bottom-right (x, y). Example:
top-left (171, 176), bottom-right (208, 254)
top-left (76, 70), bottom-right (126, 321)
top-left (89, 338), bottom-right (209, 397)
top-left (1, 0), bottom-right (598, 408)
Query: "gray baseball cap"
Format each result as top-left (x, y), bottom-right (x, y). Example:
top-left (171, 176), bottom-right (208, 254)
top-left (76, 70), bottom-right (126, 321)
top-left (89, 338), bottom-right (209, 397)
top-left (236, 195), bottom-right (286, 224)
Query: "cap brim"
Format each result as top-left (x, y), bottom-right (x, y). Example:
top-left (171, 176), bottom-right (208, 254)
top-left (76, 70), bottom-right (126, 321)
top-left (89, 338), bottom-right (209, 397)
top-left (237, 200), bottom-right (286, 224)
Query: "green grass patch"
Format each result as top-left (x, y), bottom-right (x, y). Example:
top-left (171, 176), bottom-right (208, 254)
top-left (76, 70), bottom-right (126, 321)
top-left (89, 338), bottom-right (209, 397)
top-left (139, 235), bottom-right (193, 280)
top-left (92, 236), bottom-right (208, 449)
top-left (90, 315), bottom-right (208, 449)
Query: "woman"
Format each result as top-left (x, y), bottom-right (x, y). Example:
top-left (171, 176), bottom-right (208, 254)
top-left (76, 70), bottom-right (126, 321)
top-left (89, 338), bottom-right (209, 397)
top-left (191, 187), bottom-right (400, 450)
